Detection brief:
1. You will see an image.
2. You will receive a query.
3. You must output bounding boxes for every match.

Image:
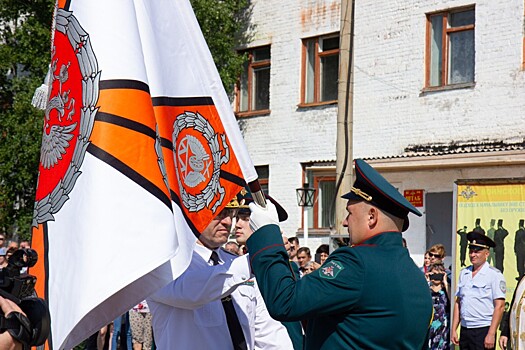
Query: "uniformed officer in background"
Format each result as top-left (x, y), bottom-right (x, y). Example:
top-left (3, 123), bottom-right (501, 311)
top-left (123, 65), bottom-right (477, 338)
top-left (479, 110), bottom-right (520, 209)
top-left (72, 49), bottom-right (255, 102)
top-left (452, 231), bottom-right (506, 350)
top-left (233, 190), bottom-right (304, 350)
top-left (245, 159), bottom-right (433, 349)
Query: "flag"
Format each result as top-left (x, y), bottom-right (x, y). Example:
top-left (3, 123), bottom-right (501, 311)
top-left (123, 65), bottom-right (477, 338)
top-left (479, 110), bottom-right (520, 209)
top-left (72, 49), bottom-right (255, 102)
top-left (31, 0), bottom-right (257, 348)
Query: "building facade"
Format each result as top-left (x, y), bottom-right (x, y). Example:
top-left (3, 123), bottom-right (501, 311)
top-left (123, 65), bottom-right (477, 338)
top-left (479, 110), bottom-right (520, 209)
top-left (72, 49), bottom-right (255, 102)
top-left (235, 0), bottom-right (525, 264)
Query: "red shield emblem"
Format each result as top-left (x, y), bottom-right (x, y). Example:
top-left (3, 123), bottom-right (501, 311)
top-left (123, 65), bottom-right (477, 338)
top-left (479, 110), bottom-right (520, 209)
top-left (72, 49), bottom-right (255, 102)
top-left (33, 9), bottom-right (99, 225)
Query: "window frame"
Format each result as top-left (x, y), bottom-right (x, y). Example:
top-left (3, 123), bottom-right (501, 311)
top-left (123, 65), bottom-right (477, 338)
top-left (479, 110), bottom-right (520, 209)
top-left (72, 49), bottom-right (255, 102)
top-left (424, 6), bottom-right (475, 90)
top-left (235, 46), bottom-right (271, 117)
top-left (255, 165), bottom-right (269, 194)
top-left (299, 34), bottom-right (340, 107)
top-left (312, 175), bottom-right (336, 229)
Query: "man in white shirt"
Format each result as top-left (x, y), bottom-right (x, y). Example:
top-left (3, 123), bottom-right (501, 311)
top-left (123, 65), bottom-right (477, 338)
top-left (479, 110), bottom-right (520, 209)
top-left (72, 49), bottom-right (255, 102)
top-left (148, 196), bottom-right (293, 350)
top-left (452, 231), bottom-right (506, 350)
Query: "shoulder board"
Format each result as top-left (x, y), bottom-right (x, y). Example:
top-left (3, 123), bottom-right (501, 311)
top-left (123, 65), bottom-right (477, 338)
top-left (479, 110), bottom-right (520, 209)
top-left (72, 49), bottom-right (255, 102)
top-left (488, 266), bottom-right (503, 274)
top-left (220, 247), bottom-right (240, 257)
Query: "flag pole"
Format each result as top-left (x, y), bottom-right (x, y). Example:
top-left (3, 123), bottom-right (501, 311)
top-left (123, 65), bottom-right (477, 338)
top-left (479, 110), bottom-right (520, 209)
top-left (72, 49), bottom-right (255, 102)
top-left (248, 180), bottom-right (267, 208)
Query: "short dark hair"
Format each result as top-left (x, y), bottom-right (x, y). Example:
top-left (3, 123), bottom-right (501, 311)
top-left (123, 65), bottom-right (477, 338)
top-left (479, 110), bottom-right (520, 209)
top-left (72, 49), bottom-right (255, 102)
top-left (297, 247), bottom-right (311, 257)
top-left (288, 236), bottom-right (299, 245)
top-left (316, 244), bottom-right (329, 255)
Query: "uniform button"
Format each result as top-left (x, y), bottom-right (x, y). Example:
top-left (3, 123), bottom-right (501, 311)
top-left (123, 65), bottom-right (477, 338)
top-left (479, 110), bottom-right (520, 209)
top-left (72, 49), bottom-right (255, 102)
top-left (241, 275), bottom-right (247, 280)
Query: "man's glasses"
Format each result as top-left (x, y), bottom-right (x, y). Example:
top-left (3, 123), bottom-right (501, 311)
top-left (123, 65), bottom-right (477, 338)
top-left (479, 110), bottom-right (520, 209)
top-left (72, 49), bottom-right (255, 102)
top-left (429, 253), bottom-right (442, 259)
top-left (215, 208), bottom-right (239, 220)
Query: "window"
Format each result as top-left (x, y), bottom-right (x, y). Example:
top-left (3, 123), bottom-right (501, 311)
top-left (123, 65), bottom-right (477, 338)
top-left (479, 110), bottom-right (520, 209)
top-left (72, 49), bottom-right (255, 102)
top-left (301, 34), bottom-right (339, 105)
top-left (312, 176), bottom-right (336, 228)
top-left (236, 46), bottom-right (271, 115)
top-left (255, 165), bottom-right (269, 194)
top-left (303, 166), bottom-right (336, 229)
top-left (426, 8), bottom-right (475, 88)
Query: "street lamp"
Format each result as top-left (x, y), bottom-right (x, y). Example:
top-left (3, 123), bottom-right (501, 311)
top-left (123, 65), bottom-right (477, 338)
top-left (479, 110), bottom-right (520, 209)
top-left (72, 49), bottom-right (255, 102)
top-left (296, 183), bottom-right (315, 246)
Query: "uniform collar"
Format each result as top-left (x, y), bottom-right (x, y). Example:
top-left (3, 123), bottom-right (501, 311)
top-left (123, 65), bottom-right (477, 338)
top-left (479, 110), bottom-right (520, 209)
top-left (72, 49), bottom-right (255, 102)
top-left (194, 243), bottom-right (221, 263)
top-left (468, 261), bottom-right (489, 275)
top-left (354, 231), bottom-right (402, 247)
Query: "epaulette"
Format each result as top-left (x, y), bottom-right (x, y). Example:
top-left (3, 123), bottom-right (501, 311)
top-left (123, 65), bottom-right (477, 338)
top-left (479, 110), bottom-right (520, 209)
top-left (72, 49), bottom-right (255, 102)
top-left (488, 265), bottom-right (503, 274)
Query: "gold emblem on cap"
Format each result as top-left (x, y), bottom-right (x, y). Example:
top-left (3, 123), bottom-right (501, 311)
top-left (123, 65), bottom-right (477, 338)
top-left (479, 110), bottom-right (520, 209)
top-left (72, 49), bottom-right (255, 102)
top-left (351, 187), bottom-right (372, 201)
top-left (469, 239), bottom-right (489, 249)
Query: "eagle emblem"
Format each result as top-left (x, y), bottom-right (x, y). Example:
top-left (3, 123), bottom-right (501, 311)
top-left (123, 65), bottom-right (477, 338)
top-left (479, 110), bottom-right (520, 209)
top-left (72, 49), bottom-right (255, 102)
top-left (32, 8), bottom-right (100, 226)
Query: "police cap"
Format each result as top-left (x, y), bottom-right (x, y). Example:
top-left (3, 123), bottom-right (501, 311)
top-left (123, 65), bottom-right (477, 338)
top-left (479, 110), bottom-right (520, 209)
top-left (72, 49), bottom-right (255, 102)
top-left (467, 231), bottom-right (496, 250)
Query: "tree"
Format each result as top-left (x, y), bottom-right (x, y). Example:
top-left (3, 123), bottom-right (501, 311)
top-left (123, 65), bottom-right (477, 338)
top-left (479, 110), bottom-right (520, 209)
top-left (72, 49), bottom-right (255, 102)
top-left (0, 1), bottom-right (250, 240)
top-left (0, 0), bottom-right (54, 240)
top-left (190, 0), bottom-right (251, 93)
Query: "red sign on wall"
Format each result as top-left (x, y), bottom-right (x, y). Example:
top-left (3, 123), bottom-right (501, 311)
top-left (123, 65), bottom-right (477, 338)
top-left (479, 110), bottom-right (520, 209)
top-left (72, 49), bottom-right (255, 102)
top-left (404, 189), bottom-right (424, 207)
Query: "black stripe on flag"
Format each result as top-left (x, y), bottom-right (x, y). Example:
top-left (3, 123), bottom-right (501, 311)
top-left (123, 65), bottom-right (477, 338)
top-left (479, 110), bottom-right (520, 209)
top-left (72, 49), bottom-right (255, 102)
top-left (99, 79), bottom-right (150, 94)
top-left (151, 96), bottom-right (214, 107)
top-left (96, 112), bottom-right (157, 139)
top-left (170, 191), bottom-right (201, 239)
top-left (87, 143), bottom-right (173, 211)
top-left (220, 170), bottom-right (246, 187)
top-left (159, 137), bottom-right (173, 150)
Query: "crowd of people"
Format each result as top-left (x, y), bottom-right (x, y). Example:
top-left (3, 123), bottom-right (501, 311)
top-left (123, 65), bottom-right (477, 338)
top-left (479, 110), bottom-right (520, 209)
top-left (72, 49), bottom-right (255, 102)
top-left (84, 301), bottom-right (153, 350)
top-left (3, 159), bottom-right (525, 350)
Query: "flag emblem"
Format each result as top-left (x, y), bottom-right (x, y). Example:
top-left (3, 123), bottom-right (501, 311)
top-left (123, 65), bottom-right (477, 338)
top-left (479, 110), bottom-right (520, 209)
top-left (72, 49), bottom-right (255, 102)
top-left (172, 111), bottom-right (230, 213)
top-left (33, 8), bottom-right (100, 226)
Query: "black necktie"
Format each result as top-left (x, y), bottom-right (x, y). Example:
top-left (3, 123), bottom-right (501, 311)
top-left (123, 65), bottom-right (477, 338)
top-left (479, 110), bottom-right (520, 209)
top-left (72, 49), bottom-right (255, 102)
top-left (210, 251), bottom-right (248, 350)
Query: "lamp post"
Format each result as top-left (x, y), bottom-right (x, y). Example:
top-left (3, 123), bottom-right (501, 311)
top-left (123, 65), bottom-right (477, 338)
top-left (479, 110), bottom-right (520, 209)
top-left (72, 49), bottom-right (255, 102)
top-left (296, 183), bottom-right (316, 247)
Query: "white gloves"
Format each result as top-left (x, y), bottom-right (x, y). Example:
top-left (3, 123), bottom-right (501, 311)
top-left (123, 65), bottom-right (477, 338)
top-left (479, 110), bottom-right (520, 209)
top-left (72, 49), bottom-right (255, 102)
top-left (249, 202), bottom-right (279, 232)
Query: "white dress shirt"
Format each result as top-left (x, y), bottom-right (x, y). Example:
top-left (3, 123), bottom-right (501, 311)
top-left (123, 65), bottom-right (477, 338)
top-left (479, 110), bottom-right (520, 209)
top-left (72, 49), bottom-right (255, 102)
top-left (456, 261), bottom-right (506, 328)
top-left (148, 243), bottom-right (293, 350)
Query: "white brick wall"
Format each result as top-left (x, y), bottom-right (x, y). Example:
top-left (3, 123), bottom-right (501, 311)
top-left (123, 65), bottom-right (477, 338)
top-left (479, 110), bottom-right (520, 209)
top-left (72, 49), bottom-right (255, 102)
top-left (353, 0), bottom-right (525, 157)
top-left (238, 0), bottom-right (525, 250)
top-left (239, 0), bottom-right (340, 238)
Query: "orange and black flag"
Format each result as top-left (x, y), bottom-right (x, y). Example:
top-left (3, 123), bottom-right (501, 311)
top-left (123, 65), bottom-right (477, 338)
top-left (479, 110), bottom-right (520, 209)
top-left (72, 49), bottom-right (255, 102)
top-left (31, 0), bottom-right (258, 348)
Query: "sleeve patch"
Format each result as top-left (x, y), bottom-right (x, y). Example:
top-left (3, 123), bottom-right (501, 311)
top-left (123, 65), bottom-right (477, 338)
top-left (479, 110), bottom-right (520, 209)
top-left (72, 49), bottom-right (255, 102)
top-left (319, 261), bottom-right (344, 279)
top-left (500, 280), bottom-right (506, 294)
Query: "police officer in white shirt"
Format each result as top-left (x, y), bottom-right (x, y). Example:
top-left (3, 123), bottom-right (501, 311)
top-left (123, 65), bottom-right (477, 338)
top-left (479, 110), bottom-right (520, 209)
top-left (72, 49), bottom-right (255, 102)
top-left (452, 231), bottom-right (506, 350)
top-left (148, 195), bottom-right (293, 350)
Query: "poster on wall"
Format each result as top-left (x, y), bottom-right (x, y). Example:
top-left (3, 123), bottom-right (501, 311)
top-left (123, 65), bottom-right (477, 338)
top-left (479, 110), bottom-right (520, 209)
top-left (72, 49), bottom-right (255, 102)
top-left (455, 181), bottom-right (525, 303)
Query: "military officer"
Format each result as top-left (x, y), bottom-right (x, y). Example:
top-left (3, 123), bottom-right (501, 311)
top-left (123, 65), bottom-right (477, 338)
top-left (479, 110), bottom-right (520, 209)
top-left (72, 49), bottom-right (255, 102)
top-left (148, 195), bottom-right (293, 350)
top-left (233, 190), bottom-right (304, 350)
top-left (245, 159), bottom-right (433, 349)
top-left (451, 231), bottom-right (506, 350)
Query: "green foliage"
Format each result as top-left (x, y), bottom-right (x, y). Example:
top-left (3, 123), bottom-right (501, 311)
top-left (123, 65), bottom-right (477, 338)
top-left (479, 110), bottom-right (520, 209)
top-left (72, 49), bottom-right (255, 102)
top-left (0, 0), bottom-right (251, 240)
top-left (191, 0), bottom-right (251, 94)
top-left (0, 0), bottom-right (54, 240)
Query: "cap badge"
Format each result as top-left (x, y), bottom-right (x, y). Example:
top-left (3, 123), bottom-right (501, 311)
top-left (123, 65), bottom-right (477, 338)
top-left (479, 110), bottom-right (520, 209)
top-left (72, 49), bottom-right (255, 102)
top-left (350, 187), bottom-right (372, 201)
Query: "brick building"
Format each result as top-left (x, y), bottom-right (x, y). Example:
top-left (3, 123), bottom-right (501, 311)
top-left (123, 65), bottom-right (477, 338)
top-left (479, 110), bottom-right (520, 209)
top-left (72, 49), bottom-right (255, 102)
top-left (234, 0), bottom-right (525, 264)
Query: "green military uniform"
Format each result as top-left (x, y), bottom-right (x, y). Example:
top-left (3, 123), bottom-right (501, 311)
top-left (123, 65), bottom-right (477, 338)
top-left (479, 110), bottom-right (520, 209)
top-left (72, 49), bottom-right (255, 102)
top-left (281, 260), bottom-right (305, 350)
top-left (246, 159), bottom-right (433, 349)
top-left (234, 187), bottom-right (304, 349)
top-left (247, 225), bottom-right (432, 349)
